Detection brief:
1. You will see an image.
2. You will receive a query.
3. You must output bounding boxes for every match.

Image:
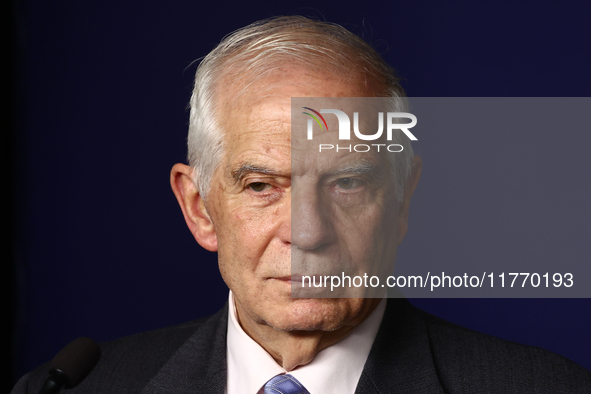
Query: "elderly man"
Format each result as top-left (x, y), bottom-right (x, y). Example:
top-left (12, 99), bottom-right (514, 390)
top-left (13, 16), bottom-right (591, 394)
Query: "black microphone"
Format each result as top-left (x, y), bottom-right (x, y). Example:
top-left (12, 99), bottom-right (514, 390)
top-left (37, 337), bottom-right (101, 394)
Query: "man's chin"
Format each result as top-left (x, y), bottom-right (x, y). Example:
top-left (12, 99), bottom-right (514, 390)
top-left (263, 298), bottom-right (365, 332)
top-left (290, 282), bottom-right (370, 298)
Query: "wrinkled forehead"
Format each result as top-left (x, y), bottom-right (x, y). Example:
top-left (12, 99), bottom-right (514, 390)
top-left (215, 67), bottom-right (393, 177)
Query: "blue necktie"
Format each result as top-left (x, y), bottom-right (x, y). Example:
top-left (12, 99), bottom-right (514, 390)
top-left (264, 374), bottom-right (310, 394)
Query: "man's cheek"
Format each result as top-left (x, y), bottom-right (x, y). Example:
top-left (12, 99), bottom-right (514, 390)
top-left (240, 211), bottom-right (279, 239)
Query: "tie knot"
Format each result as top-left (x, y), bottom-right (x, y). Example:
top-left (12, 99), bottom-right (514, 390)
top-left (264, 374), bottom-right (310, 394)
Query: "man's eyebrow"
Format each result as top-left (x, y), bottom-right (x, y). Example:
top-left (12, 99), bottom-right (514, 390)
top-left (326, 160), bottom-right (383, 179)
top-left (231, 164), bottom-right (283, 183)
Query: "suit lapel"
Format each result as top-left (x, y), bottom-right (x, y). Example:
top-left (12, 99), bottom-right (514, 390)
top-left (355, 298), bottom-right (446, 394)
top-left (141, 304), bottom-right (228, 394)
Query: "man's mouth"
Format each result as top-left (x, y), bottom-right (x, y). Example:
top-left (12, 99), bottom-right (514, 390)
top-left (275, 274), bottom-right (331, 284)
top-left (275, 275), bottom-right (302, 283)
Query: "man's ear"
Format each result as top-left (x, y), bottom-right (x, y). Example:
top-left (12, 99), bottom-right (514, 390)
top-left (170, 163), bottom-right (218, 251)
top-left (397, 155), bottom-right (422, 244)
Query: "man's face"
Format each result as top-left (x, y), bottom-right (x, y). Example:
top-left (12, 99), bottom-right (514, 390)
top-left (204, 68), bottom-right (409, 332)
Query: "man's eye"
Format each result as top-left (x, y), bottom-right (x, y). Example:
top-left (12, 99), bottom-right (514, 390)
top-left (248, 182), bottom-right (270, 192)
top-left (336, 178), bottom-right (361, 190)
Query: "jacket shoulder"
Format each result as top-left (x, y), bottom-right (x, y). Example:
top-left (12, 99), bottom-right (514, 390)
top-left (12, 310), bottom-right (225, 394)
top-left (419, 310), bottom-right (591, 393)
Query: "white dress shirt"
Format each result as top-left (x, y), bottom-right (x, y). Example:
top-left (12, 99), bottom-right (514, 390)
top-left (226, 291), bottom-right (386, 394)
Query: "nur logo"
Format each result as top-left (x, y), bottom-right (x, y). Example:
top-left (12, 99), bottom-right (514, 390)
top-left (302, 107), bottom-right (417, 153)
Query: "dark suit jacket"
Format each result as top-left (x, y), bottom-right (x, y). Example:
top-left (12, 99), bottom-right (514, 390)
top-left (12, 299), bottom-right (591, 393)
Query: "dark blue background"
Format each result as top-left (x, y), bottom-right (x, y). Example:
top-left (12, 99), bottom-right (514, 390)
top-left (9, 0), bottom-right (591, 389)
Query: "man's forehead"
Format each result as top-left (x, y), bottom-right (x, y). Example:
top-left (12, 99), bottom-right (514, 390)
top-left (215, 66), bottom-right (392, 182)
top-left (217, 65), bottom-right (381, 114)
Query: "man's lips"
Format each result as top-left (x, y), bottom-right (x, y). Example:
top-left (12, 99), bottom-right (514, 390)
top-left (274, 275), bottom-right (302, 283)
top-left (274, 274), bottom-right (328, 283)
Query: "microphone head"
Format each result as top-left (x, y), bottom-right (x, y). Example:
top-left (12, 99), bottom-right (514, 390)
top-left (49, 337), bottom-right (101, 389)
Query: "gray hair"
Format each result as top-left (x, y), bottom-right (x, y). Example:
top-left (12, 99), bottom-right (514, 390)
top-left (187, 16), bottom-right (415, 201)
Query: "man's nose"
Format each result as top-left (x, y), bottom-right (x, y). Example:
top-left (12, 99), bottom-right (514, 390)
top-left (291, 180), bottom-right (335, 250)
